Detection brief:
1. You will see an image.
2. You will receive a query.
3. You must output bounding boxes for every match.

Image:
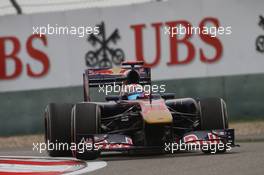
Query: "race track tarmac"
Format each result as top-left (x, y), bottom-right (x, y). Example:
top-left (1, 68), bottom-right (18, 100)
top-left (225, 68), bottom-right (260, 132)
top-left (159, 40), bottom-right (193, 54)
top-left (0, 142), bottom-right (263, 175)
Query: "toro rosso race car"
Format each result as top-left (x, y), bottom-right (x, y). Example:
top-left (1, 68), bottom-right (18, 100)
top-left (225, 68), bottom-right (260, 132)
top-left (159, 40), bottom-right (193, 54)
top-left (44, 61), bottom-right (236, 160)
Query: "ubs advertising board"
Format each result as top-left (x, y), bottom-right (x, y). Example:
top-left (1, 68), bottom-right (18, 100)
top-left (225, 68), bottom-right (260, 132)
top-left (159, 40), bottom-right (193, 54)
top-left (0, 0), bottom-right (264, 92)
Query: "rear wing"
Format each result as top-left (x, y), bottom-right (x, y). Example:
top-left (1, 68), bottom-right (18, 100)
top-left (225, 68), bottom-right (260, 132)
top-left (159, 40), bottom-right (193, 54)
top-left (83, 61), bottom-right (151, 101)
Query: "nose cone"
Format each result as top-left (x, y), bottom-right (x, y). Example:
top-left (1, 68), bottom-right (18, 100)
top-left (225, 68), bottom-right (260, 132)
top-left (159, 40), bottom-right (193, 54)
top-left (142, 110), bottom-right (173, 124)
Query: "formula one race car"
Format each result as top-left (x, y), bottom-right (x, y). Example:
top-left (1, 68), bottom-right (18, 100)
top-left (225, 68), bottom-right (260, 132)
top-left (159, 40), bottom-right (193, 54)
top-left (44, 61), bottom-right (236, 160)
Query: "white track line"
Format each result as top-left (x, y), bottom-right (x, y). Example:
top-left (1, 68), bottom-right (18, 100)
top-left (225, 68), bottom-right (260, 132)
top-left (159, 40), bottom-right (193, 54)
top-left (0, 156), bottom-right (107, 175)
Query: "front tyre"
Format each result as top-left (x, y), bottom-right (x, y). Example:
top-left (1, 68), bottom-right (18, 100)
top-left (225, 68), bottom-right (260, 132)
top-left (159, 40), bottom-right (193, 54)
top-left (71, 103), bottom-right (101, 160)
top-left (44, 103), bottom-right (73, 157)
top-left (199, 98), bottom-right (228, 130)
top-left (198, 98), bottom-right (228, 154)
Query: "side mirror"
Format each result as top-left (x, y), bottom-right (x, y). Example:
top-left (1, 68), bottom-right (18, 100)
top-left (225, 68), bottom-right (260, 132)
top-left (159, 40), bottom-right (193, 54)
top-left (161, 93), bottom-right (175, 100)
top-left (105, 95), bottom-right (120, 101)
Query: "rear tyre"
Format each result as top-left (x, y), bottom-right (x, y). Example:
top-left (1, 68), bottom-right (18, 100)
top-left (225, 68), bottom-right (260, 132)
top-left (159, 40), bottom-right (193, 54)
top-left (72, 103), bottom-right (101, 160)
top-left (44, 103), bottom-right (73, 157)
top-left (198, 98), bottom-right (228, 153)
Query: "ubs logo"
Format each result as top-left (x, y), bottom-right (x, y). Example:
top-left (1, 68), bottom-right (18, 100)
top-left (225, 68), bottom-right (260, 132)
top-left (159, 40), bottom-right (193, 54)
top-left (85, 22), bottom-right (125, 68)
top-left (256, 15), bottom-right (264, 53)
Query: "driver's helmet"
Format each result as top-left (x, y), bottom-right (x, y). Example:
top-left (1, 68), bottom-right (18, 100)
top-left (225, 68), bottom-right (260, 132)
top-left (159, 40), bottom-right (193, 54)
top-left (121, 84), bottom-right (147, 100)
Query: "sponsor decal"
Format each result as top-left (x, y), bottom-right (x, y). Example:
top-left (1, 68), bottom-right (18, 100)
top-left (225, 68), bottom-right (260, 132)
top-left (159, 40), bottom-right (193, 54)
top-left (183, 132), bottom-right (221, 145)
top-left (84, 135), bottom-right (133, 150)
top-left (164, 131), bottom-right (232, 154)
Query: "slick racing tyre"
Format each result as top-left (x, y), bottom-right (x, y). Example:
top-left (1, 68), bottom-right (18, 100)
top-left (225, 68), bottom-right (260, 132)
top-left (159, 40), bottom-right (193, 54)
top-left (199, 97), bottom-right (228, 130)
top-left (72, 103), bottom-right (101, 160)
top-left (198, 98), bottom-right (228, 153)
top-left (44, 103), bottom-right (73, 157)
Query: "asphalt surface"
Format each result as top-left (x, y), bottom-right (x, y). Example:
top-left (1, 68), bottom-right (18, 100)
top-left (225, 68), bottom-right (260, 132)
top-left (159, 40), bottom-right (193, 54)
top-left (0, 142), bottom-right (264, 175)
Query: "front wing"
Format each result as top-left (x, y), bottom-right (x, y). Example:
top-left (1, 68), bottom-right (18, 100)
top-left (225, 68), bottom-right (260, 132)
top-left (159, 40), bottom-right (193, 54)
top-left (75, 129), bottom-right (236, 153)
